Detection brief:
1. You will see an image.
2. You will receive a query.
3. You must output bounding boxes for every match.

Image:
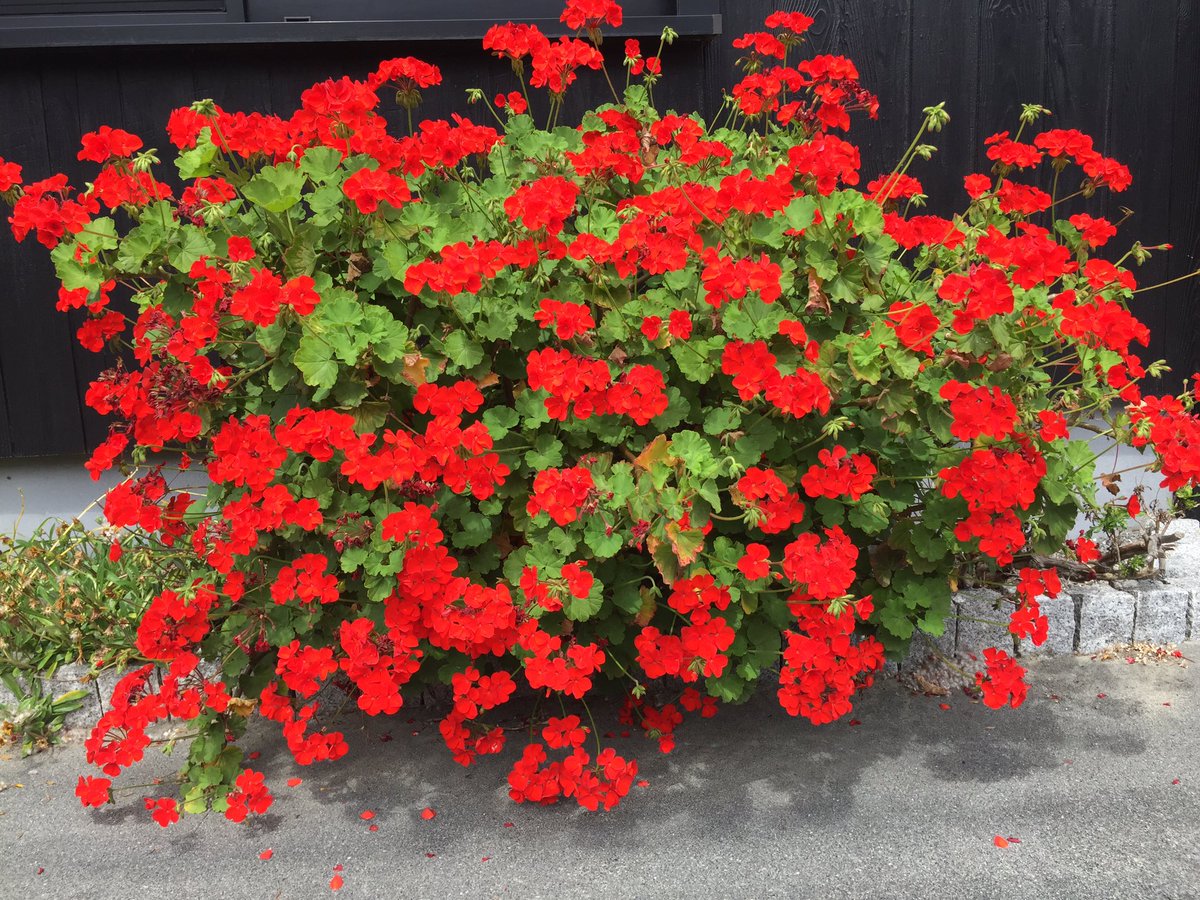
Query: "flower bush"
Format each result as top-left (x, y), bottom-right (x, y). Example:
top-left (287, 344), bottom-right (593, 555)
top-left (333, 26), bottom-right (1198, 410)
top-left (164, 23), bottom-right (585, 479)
top-left (2, 0), bottom-right (1198, 821)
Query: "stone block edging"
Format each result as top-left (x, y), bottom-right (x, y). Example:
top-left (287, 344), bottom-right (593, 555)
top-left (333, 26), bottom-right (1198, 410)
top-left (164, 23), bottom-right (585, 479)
top-left (900, 518), bottom-right (1200, 672)
top-left (6, 523), bottom-right (1200, 730)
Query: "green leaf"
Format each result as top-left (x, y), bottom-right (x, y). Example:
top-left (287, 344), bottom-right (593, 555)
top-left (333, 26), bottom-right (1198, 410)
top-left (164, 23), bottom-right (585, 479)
top-left (451, 511), bottom-right (493, 549)
top-left (525, 433), bottom-right (564, 469)
top-left (294, 337), bottom-right (338, 389)
top-left (703, 406), bottom-right (742, 435)
top-left (242, 164), bottom-right (305, 213)
top-left (167, 226), bottom-right (216, 273)
top-left (175, 128), bottom-right (218, 180)
top-left (671, 430), bottom-right (721, 480)
top-left (442, 331), bottom-right (484, 370)
top-left (784, 196), bottom-right (818, 232)
top-left (584, 524), bottom-right (623, 558)
top-left (563, 589), bottom-right (604, 623)
top-left (848, 339), bottom-right (884, 384)
top-left (847, 494), bottom-right (891, 535)
top-left (299, 146), bottom-right (345, 184)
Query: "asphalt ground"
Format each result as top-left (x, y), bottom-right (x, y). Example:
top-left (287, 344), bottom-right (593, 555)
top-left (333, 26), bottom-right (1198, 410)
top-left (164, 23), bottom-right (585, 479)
top-left (1, 647), bottom-right (1197, 900)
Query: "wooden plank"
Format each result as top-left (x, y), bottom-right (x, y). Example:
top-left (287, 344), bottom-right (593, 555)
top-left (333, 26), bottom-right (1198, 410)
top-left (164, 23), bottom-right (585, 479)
top-left (908, 0), bottom-right (980, 215)
top-left (64, 60), bottom-right (127, 451)
top-left (828, 0), bottom-right (912, 185)
top-left (1045, 0), bottom-right (1111, 136)
top-left (1106, 0), bottom-right (1177, 391)
top-left (0, 59), bottom-right (88, 457)
top-left (37, 58), bottom-right (96, 453)
top-left (1162, 0), bottom-right (1200, 392)
top-left (0, 337), bottom-right (13, 456)
top-left (976, 1), bottom-right (1050, 148)
top-left (1040, 0), bottom-right (1112, 221)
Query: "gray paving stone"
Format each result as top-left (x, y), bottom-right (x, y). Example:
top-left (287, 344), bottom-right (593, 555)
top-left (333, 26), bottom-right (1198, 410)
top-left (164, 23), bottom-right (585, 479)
top-left (1163, 518), bottom-right (1200, 583)
top-left (1016, 592), bottom-right (1077, 656)
top-left (1132, 587), bottom-right (1191, 644)
top-left (952, 588), bottom-right (1012, 655)
top-left (1075, 584), bottom-right (1136, 652)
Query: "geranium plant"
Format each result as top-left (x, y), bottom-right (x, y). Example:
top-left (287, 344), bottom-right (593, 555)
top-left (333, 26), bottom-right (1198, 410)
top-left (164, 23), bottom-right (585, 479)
top-left (3, 0), bottom-right (1198, 822)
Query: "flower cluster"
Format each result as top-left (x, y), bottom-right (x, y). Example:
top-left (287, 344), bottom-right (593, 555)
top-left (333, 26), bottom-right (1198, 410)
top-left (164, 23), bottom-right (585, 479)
top-left (2, 0), bottom-right (1195, 825)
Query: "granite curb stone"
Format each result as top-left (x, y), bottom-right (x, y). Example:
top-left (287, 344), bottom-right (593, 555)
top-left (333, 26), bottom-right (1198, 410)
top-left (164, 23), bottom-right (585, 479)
top-left (1074, 584), bottom-right (1137, 653)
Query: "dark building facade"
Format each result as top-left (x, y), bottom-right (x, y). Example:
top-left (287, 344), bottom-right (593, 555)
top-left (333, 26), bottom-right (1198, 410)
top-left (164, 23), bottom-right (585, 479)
top-left (0, 0), bottom-right (1197, 457)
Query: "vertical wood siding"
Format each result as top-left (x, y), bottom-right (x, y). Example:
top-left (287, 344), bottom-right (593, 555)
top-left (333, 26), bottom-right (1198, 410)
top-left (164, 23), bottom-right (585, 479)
top-left (0, 0), bottom-right (1197, 456)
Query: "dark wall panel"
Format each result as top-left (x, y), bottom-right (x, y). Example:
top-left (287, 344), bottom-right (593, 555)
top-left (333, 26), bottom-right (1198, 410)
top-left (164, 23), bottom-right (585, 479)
top-left (0, 0), bottom-right (1198, 456)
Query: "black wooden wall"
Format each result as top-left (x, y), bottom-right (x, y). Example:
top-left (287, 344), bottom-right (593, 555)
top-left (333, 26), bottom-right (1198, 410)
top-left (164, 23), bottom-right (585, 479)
top-left (1, 0), bottom-right (1198, 457)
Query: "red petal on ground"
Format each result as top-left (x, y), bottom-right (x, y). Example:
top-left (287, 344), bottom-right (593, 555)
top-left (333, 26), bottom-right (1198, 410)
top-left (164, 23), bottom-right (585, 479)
top-left (939, 703), bottom-right (951, 711)
top-left (848, 719), bottom-right (862, 727)
top-left (360, 810), bottom-right (375, 820)
top-left (287, 778), bottom-right (302, 787)
top-left (259, 849), bottom-right (273, 861)
top-left (330, 875), bottom-right (344, 891)
top-left (369, 824), bottom-right (379, 832)
top-left (993, 835), bottom-right (1010, 849)
top-left (503, 822), bottom-right (515, 828)
top-left (421, 807), bottom-right (437, 820)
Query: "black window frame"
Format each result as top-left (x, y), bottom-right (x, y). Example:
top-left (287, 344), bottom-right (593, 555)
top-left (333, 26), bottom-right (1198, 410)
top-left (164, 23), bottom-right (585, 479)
top-left (0, 0), bottom-right (721, 47)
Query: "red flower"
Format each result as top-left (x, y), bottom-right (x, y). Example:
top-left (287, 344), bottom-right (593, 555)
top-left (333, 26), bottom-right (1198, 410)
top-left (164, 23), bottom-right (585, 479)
top-left (342, 167), bottom-right (411, 215)
top-left (560, 561), bottom-right (594, 599)
top-left (800, 446), bottom-right (877, 501)
top-left (975, 648), bottom-right (1028, 709)
top-left (963, 173), bottom-right (992, 199)
top-left (78, 126), bottom-right (143, 163)
top-left (226, 235), bottom-right (255, 261)
top-left (737, 543), bottom-right (771, 580)
top-left (1037, 409), bottom-right (1069, 442)
top-left (1068, 213), bottom-right (1117, 248)
top-left (230, 268), bottom-right (284, 327)
top-left (561, 0), bottom-right (623, 30)
top-left (527, 465), bottom-right (594, 525)
top-left (224, 769), bottom-right (274, 823)
top-left (534, 298), bottom-right (595, 340)
top-left (667, 310), bottom-right (693, 340)
top-left (76, 775), bottom-right (112, 808)
top-left (1072, 536), bottom-right (1101, 563)
top-left (0, 156), bottom-right (21, 192)
top-left (368, 56), bottom-right (442, 90)
top-left (543, 715), bottom-right (588, 749)
top-left (145, 796), bottom-right (180, 828)
top-left (781, 527), bottom-right (858, 602)
top-left (886, 301), bottom-right (940, 355)
top-left (495, 91), bottom-right (528, 115)
top-left (505, 176), bottom-right (580, 235)
top-left (764, 10), bottom-right (814, 34)
top-left (939, 381), bottom-right (1020, 441)
top-left (640, 315), bottom-right (663, 341)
